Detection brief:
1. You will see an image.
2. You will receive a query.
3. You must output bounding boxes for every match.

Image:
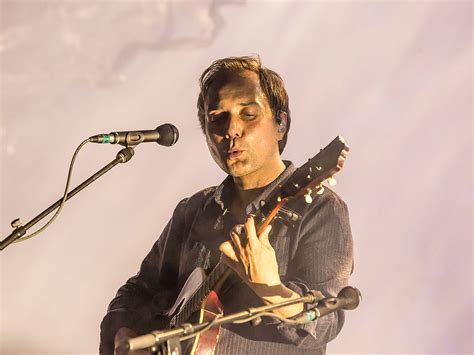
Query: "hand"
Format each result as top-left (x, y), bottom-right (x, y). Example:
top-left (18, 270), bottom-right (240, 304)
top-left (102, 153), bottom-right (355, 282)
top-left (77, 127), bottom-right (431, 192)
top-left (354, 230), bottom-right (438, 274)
top-left (219, 216), bottom-right (281, 290)
top-left (219, 216), bottom-right (304, 318)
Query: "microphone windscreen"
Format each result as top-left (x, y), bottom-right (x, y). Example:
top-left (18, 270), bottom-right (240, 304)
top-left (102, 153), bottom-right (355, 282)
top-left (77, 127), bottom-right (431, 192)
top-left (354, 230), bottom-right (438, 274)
top-left (156, 124), bottom-right (179, 146)
top-left (338, 286), bottom-right (361, 310)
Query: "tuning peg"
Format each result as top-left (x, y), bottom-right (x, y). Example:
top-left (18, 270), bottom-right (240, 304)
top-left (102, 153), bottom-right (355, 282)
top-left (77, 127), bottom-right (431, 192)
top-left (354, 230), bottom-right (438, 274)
top-left (11, 218), bottom-right (23, 229)
top-left (304, 188), bottom-right (313, 204)
top-left (316, 185), bottom-right (325, 195)
top-left (327, 176), bottom-right (337, 186)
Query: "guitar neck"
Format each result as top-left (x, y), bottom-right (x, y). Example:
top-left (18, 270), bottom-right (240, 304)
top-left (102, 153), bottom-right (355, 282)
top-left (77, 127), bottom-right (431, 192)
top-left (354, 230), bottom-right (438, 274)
top-left (173, 259), bottom-right (228, 325)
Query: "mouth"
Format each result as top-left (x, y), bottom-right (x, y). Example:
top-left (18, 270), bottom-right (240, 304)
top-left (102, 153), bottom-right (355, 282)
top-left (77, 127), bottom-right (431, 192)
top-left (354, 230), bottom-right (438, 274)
top-left (226, 149), bottom-right (242, 160)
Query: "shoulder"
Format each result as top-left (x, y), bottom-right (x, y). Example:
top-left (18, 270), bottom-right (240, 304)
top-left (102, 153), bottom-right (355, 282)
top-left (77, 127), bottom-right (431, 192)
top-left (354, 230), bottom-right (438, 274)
top-left (289, 185), bottom-right (349, 217)
top-left (312, 187), bottom-right (349, 216)
top-left (173, 186), bottom-right (219, 216)
top-left (295, 186), bottom-right (351, 236)
top-left (163, 186), bottom-right (219, 238)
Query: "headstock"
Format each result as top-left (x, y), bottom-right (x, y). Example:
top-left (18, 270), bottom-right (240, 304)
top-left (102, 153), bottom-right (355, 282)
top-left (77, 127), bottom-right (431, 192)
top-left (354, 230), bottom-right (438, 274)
top-left (256, 136), bottom-right (349, 232)
top-left (280, 136), bottom-right (349, 202)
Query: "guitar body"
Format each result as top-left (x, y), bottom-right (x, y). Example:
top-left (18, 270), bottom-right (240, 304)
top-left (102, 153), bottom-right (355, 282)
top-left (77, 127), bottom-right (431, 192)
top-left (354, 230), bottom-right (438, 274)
top-left (159, 267), bottom-right (224, 355)
top-left (189, 291), bottom-right (223, 355)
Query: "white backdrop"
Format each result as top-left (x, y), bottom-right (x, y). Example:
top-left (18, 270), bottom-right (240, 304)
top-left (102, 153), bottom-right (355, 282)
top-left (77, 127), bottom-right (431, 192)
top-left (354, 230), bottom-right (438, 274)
top-left (1, 1), bottom-right (472, 354)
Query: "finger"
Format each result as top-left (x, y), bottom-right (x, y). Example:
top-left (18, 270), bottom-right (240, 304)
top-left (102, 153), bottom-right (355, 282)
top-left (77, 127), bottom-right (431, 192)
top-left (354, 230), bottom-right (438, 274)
top-left (244, 215), bottom-right (258, 249)
top-left (231, 223), bottom-right (244, 236)
top-left (221, 253), bottom-right (245, 276)
top-left (231, 230), bottom-right (251, 268)
top-left (230, 230), bottom-right (244, 255)
top-left (259, 225), bottom-right (272, 245)
top-left (219, 240), bottom-right (239, 263)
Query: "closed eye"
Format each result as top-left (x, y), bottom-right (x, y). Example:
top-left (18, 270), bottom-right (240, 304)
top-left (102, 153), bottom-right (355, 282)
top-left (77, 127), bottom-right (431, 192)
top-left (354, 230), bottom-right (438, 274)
top-left (208, 112), bottom-right (227, 123)
top-left (241, 113), bottom-right (256, 120)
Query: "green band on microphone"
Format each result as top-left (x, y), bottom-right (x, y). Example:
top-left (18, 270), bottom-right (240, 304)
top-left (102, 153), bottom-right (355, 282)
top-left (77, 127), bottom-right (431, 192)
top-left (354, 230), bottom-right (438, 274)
top-left (306, 311), bottom-right (315, 322)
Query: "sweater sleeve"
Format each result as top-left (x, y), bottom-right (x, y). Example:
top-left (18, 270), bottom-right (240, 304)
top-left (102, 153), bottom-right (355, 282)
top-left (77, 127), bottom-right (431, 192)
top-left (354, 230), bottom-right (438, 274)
top-left (99, 198), bottom-right (189, 355)
top-left (270, 190), bottom-right (354, 349)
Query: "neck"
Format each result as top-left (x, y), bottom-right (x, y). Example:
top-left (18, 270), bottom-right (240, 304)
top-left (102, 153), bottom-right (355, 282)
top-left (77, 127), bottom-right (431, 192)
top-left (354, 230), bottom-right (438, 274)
top-left (233, 157), bottom-right (286, 190)
top-left (230, 158), bottom-right (286, 219)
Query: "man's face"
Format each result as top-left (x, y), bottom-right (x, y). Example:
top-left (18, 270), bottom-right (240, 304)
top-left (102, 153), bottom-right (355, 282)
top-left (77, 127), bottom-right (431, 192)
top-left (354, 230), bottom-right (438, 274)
top-left (204, 70), bottom-right (284, 182)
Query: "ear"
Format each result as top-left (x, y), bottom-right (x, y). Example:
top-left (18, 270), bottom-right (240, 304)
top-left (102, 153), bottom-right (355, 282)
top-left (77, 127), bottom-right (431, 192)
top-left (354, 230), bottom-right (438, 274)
top-left (276, 111), bottom-right (288, 139)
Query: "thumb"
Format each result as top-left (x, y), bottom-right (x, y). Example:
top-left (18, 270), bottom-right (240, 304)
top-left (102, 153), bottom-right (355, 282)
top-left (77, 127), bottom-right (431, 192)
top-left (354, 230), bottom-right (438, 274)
top-left (259, 225), bottom-right (272, 245)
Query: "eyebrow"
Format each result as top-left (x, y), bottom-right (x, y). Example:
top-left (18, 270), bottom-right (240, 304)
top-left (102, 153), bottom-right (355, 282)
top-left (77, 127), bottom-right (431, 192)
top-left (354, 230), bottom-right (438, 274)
top-left (240, 102), bottom-right (258, 107)
top-left (208, 102), bottom-right (259, 115)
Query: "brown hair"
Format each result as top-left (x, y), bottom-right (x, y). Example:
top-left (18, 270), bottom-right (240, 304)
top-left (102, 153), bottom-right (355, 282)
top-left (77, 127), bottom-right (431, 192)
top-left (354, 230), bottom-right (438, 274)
top-left (197, 55), bottom-right (291, 153)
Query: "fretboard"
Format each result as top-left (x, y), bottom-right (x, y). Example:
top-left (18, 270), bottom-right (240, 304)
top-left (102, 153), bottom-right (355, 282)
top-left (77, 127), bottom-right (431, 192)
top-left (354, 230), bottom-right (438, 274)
top-left (172, 259), bottom-right (228, 325)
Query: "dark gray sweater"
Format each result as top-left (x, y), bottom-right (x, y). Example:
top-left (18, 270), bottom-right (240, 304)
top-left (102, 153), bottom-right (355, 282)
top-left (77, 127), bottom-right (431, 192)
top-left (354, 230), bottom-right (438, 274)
top-left (100, 163), bottom-right (354, 354)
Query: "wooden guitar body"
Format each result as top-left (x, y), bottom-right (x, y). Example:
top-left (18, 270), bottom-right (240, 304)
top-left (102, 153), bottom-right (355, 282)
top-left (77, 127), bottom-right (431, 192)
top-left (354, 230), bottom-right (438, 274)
top-left (189, 291), bottom-right (223, 355)
top-left (158, 267), bottom-right (224, 355)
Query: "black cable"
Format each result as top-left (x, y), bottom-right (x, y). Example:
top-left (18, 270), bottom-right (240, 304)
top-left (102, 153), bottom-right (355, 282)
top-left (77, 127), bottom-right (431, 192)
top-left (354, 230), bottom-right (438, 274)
top-left (14, 138), bottom-right (91, 243)
top-left (179, 314), bottom-right (224, 341)
top-left (232, 311), bottom-right (304, 325)
top-left (177, 309), bottom-right (304, 344)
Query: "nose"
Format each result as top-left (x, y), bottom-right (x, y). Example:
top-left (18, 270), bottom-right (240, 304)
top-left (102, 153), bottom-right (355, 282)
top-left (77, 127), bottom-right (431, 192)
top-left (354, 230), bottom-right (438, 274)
top-left (225, 114), bottom-right (242, 139)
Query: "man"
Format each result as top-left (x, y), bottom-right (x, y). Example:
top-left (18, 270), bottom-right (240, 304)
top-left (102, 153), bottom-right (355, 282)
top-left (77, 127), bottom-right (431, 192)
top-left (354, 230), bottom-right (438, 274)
top-left (100, 56), bottom-right (353, 354)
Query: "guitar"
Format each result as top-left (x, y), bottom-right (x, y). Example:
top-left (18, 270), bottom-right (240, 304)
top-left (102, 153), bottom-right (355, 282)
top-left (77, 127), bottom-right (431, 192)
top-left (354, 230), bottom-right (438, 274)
top-left (156, 136), bottom-right (349, 354)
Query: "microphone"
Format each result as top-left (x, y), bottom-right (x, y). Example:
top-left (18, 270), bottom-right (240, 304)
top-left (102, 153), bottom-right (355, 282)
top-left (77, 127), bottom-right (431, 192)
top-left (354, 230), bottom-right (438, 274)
top-left (293, 286), bottom-right (361, 324)
top-left (89, 123), bottom-right (179, 147)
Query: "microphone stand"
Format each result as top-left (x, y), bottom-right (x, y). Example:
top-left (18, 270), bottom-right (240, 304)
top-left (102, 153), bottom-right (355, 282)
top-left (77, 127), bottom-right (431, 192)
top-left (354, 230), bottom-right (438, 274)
top-left (124, 291), bottom-right (316, 354)
top-left (0, 147), bottom-right (135, 251)
top-left (124, 286), bottom-right (361, 354)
